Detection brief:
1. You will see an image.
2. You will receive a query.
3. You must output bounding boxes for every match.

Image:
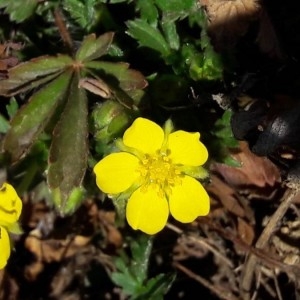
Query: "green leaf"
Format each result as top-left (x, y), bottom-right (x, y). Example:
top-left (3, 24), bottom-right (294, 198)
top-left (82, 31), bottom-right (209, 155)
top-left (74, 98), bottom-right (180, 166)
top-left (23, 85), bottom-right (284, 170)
top-left (48, 74), bottom-right (88, 216)
top-left (161, 20), bottom-right (180, 50)
top-left (154, 0), bottom-right (194, 13)
top-left (53, 186), bottom-right (86, 215)
top-left (107, 0), bottom-right (128, 3)
top-left (136, 0), bottom-right (158, 26)
top-left (0, 0), bottom-right (38, 22)
top-left (76, 32), bottom-right (115, 62)
top-left (0, 115), bottom-right (10, 134)
top-left (213, 110), bottom-right (237, 142)
top-left (134, 273), bottom-right (176, 300)
top-left (6, 222), bottom-right (23, 235)
top-left (84, 61), bottom-right (148, 91)
top-left (210, 110), bottom-right (239, 165)
top-left (126, 19), bottom-right (171, 57)
top-left (111, 270), bottom-right (139, 296)
top-left (130, 235), bottom-right (153, 283)
top-left (111, 234), bottom-right (154, 297)
top-left (6, 98), bottom-right (19, 119)
top-left (63, 0), bottom-right (98, 29)
top-left (2, 71), bottom-right (73, 161)
top-left (0, 55), bottom-right (72, 96)
top-left (223, 156), bottom-right (242, 168)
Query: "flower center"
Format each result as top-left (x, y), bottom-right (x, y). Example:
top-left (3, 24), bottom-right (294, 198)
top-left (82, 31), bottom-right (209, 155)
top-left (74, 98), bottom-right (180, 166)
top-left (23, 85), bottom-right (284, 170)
top-left (138, 151), bottom-right (182, 195)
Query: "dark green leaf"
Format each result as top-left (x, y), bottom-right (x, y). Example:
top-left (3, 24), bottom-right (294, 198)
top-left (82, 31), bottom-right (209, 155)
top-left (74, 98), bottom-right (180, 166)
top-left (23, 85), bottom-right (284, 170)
top-left (6, 98), bottom-right (19, 119)
top-left (0, 115), bottom-right (9, 134)
top-left (134, 273), bottom-right (176, 300)
top-left (154, 0), bottom-right (194, 13)
top-left (136, 0), bottom-right (158, 26)
top-left (0, 0), bottom-right (38, 22)
top-left (107, 0), bottom-right (128, 3)
top-left (210, 110), bottom-right (239, 165)
top-left (111, 270), bottom-right (139, 296)
top-left (75, 32), bottom-right (115, 62)
top-left (48, 74), bottom-right (88, 216)
top-left (2, 71), bottom-right (73, 161)
top-left (61, 186), bottom-right (86, 215)
top-left (0, 55), bottom-right (72, 96)
top-left (130, 235), bottom-right (153, 283)
top-left (63, 0), bottom-right (98, 29)
top-left (126, 19), bottom-right (171, 57)
top-left (161, 20), bottom-right (180, 50)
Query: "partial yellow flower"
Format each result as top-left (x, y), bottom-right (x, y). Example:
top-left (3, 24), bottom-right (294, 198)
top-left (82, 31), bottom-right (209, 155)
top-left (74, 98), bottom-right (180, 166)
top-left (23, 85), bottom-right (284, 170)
top-left (94, 118), bottom-right (210, 235)
top-left (0, 183), bottom-right (22, 269)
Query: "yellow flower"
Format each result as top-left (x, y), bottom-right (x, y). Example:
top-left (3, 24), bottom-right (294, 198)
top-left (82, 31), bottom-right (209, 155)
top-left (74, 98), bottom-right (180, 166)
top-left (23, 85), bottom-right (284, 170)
top-left (0, 183), bottom-right (22, 269)
top-left (94, 118), bottom-right (210, 235)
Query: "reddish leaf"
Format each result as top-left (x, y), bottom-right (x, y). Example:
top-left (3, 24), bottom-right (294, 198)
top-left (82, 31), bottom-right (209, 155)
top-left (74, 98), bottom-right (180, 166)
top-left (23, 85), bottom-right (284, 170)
top-left (84, 61), bottom-right (148, 91)
top-left (75, 32), bottom-right (114, 62)
top-left (48, 74), bottom-right (88, 215)
top-left (2, 70), bottom-right (73, 161)
top-left (0, 55), bottom-right (72, 96)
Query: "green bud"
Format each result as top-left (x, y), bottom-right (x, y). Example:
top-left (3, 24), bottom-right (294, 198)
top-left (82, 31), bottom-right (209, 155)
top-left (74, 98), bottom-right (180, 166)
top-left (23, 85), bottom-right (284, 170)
top-left (91, 100), bottom-right (132, 143)
top-left (52, 186), bottom-right (86, 216)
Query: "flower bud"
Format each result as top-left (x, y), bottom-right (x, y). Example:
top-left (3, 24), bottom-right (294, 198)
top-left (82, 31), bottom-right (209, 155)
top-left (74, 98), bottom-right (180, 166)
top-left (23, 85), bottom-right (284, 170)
top-left (91, 100), bottom-right (134, 154)
top-left (52, 186), bottom-right (86, 216)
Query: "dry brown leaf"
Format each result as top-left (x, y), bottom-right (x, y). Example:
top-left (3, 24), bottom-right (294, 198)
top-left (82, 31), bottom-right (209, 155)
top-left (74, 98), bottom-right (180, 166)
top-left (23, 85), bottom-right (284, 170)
top-left (207, 175), bottom-right (246, 217)
top-left (97, 210), bottom-right (123, 249)
top-left (237, 217), bottom-right (255, 245)
top-left (199, 0), bottom-right (261, 49)
top-left (24, 229), bottom-right (92, 280)
top-left (212, 142), bottom-right (281, 189)
top-left (25, 229), bottom-right (91, 261)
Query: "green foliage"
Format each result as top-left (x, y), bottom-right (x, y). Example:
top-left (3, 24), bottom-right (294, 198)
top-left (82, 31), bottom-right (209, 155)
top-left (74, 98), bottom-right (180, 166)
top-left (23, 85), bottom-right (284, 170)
top-left (0, 0), bottom-right (39, 22)
top-left (126, 19), bottom-right (171, 57)
top-left (63, 0), bottom-right (100, 31)
top-left (210, 110), bottom-right (240, 166)
top-left (0, 98), bottom-right (18, 134)
top-left (0, 115), bottom-right (9, 134)
top-left (126, 0), bottom-right (223, 81)
top-left (0, 1), bottom-right (235, 296)
top-left (136, 0), bottom-right (159, 26)
top-left (111, 234), bottom-right (176, 299)
top-left (0, 32), bottom-right (146, 216)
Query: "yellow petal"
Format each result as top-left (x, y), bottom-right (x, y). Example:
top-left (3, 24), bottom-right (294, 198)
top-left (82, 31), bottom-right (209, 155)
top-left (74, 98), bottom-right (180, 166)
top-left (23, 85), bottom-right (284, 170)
top-left (169, 176), bottom-right (210, 223)
top-left (123, 118), bottom-right (164, 155)
top-left (0, 183), bottom-right (22, 226)
top-left (168, 131), bottom-right (208, 166)
top-left (94, 152), bottom-right (140, 194)
top-left (0, 226), bottom-right (11, 269)
top-left (126, 185), bottom-right (169, 234)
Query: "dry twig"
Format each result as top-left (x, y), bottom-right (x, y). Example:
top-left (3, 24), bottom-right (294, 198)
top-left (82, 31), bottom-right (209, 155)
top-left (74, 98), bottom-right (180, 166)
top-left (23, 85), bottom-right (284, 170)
top-left (240, 188), bottom-right (299, 299)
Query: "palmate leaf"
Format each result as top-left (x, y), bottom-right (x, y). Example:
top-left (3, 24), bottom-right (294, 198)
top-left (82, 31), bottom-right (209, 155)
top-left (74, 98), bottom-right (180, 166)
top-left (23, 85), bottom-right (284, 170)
top-left (0, 32), bottom-right (146, 216)
top-left (47, 74), bottom-right (88, 216)
top-left (2, 71), bottom-right (73, 161)
top-left (111, 234), bottom-right (175, 299)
